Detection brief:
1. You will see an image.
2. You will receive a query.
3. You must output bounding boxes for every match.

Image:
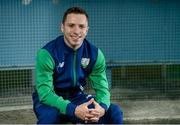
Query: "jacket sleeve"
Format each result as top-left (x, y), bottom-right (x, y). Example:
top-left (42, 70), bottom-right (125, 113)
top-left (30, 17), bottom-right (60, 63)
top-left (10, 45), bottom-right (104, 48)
top-left (35, 49), bottom-right (76, 117)
top-left (88, 49), bottom-right (110, 111)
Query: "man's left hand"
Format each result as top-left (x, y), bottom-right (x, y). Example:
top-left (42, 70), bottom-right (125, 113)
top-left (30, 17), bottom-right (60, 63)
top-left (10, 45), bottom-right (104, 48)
top-left (85, 100), bottom-right (105, 123)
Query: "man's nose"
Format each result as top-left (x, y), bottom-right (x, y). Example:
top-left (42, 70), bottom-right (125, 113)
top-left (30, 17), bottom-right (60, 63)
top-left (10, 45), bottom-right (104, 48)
top-left (73, 26), bottom-right (81, 34)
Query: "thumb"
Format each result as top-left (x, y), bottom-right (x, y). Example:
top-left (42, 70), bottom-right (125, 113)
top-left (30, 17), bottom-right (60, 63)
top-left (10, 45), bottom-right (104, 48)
top-left (85, 98), bottom-right (94, 105)
top-left (92, 100), bottom-right (99, 106)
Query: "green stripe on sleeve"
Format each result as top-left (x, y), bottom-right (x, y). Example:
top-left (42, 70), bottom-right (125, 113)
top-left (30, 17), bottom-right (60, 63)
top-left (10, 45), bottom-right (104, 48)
top-left (88, 49), bottom-right (110, 108)
top-left (35, 49), bottom-right (70, 115)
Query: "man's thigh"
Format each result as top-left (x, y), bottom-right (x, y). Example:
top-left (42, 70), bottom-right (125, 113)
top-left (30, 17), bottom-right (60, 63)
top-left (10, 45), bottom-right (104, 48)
top-left (99, 103), bottom-right (123, 124)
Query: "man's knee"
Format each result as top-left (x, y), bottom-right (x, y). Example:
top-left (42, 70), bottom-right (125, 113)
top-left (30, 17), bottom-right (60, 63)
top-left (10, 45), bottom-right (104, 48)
top-left (109, 103), bottom-right (123, 116)
top-left (108, 103), bottom-right (123, 124)
top-left (36, 106), bottom-right (60, 124)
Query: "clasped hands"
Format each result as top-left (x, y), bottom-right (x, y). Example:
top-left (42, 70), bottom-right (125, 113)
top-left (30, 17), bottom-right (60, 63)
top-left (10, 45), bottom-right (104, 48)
top-left (74, 98), bottom-right (105, 123)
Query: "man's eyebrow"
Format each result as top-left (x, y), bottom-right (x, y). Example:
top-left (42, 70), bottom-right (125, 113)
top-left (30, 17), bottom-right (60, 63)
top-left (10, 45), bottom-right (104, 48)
top-left (66, 22), bottom-right (74, 24)
top-left (79, 24), bottom-right (86, 26)
top-left (65, 21), bottom-right (87, 26)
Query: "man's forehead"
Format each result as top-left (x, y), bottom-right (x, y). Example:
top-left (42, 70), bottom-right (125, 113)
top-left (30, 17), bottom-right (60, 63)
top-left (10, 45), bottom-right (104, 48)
top-left (65, 13), bottom-right (88, 23)
top-left (66, 13), bottom-right (87, 18)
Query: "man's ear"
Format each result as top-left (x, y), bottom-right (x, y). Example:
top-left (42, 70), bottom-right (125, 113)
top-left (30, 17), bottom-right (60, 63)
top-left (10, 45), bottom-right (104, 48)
top-left (60, 23), bottom-right (64, 33)
top-left (85, 26), bottom-right (89, 36)
top-left (84, 26), bottom-right (89, 36)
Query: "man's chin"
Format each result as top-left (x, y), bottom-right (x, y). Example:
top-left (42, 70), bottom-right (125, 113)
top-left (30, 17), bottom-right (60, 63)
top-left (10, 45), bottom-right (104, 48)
top-left (72, 40), bottom-right (83, 45)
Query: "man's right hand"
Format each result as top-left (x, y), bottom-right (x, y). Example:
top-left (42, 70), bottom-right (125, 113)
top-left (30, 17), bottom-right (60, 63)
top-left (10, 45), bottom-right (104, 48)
top-left (74, 98), bottom-right (94, 121)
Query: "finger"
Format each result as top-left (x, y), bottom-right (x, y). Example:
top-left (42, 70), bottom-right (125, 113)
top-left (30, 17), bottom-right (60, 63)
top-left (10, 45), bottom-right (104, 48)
top-left (88, 109), bottom-right (100, 116)
top-left (85, 117), bottom-right (90, 121)
top-left (85, 117), bottom-right (99, 123)
top-left (89, 117), bottom-right (99, 122)
top-left (92, 100), bottom-right (99, 106)
top-left (85, 113), bottom-right (95, 119)
top-left (85, 98), bottom-right (94, 105)
top-left (91, 112), bottom-right (100, 116)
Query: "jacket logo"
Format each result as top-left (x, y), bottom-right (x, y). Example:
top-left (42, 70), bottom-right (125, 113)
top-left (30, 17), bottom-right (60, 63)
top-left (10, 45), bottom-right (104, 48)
top-left (81, 58), bottom-right (90, 68)
top-left (57, 62), bottom-right (64, 68)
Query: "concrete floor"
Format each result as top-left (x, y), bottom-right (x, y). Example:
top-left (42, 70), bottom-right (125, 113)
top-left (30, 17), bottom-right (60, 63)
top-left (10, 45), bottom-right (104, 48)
top-left (0, 100), bottom-right (180, 124)
top-left (118, 100), bottom-right (180, 124)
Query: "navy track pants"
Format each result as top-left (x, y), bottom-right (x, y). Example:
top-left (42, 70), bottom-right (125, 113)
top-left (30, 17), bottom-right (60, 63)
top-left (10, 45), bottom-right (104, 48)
top-left (32, 92), bottom-right (123, 124)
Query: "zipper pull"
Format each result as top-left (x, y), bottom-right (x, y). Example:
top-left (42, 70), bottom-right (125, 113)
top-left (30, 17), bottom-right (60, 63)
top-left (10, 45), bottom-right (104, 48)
top-left (80, 85), bottom-right (84, 91)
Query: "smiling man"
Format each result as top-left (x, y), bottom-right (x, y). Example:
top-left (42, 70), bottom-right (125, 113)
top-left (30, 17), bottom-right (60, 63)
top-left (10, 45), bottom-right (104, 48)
top-left (32, 6), bottom-right (123, 124)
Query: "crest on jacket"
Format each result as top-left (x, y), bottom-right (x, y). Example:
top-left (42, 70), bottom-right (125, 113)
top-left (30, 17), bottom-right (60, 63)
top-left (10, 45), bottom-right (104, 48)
top-left (57, 62), bottom-right (64, 68)
top-left (81, 58), bottom-right (90, 68)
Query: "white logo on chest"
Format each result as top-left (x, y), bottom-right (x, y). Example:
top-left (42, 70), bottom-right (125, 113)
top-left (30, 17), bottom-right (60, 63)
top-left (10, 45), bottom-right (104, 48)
top-left (57, 62), bottom-right (64, 68)
top-left (81, 58), bottom-right (90, 68)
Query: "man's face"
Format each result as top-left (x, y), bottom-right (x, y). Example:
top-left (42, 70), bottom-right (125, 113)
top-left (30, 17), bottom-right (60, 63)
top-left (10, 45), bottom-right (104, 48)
top-left (61, 13), bottom-right (88, 50)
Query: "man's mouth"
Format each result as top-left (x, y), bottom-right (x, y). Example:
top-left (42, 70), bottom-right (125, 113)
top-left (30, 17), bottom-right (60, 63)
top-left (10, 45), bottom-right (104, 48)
top-left (71, 35), bottom-right (81, 40)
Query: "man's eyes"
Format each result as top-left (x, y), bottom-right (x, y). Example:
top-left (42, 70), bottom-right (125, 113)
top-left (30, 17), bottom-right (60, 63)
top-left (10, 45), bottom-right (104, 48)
top-left (79, 25), bottom-right (86, 29)
top-left (68, 24), bottom-right (86, 29)
top-left (68, 24), bottom-right (75, 28)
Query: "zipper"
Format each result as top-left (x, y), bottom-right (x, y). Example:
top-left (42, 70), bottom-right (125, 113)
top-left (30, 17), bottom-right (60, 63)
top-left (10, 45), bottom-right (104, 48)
top-left (73, 51), bottom-right (77, 87)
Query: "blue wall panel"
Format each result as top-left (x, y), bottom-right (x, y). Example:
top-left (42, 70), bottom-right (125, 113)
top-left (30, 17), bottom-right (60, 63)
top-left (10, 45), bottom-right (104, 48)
top-left (0, 0), bottom-right (180, 66)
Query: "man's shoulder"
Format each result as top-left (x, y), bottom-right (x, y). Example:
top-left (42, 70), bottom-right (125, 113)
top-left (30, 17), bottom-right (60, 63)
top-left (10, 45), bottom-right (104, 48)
top-left (84, 39), bottom-right (98, 53)
top-left (43, 35), bottom-right (63, 50)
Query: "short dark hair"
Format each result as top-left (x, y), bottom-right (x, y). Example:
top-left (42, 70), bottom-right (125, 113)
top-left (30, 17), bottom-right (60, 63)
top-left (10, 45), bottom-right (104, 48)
top-left (62, 7), bottom-right (89, 24)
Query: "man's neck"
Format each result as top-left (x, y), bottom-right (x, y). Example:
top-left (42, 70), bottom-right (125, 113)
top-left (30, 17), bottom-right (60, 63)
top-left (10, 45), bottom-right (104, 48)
top-left (63, 37), bottom-right (82, 51)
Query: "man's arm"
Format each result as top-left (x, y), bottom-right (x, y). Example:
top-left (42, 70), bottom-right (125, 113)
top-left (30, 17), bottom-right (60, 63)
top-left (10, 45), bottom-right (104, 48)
top-left (35, 49), bottom-right (76, 117)
top-left (88, 49), bottom-right (110, 111)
